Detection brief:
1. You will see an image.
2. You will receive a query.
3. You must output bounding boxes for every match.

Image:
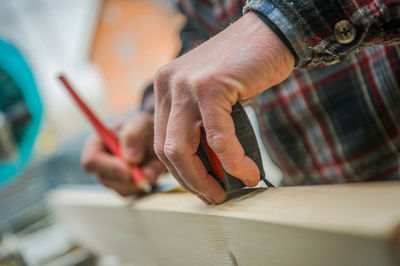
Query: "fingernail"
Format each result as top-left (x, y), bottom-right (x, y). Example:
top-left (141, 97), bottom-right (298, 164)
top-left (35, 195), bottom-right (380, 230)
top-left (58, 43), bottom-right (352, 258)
top-left (207, 195), bottom-right (219, 205)
top-left (216, 193), bottom-right (227, 204)
top-left (243, 175), bottom-right (258, 187)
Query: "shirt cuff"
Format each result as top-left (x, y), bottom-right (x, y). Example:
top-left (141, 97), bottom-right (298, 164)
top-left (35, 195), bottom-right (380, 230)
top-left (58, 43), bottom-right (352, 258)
top-left (252, 10), bottom-right (299, 66)
top-left (243, 0), bottom-right (365, 68)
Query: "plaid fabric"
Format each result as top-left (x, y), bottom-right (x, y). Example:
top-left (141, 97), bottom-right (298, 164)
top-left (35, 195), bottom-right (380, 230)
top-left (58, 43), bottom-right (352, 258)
top-left (253, 45), bottom-right (400, 185)
top-left (244, 0), bottom-right (400, 67)
top-left (177, 0), bottom-right (247, 35)
top-left (143, 0), bottom-right (400, 185)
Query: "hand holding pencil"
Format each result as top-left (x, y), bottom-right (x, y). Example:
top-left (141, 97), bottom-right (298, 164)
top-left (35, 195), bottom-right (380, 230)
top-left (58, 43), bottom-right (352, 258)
top-left (59, 75), bottom-right (165, 195)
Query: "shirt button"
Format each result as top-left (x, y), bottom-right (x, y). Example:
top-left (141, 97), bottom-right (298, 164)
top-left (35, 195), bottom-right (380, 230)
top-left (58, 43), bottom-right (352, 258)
top-left (334, 20), bottom-right (357, 44)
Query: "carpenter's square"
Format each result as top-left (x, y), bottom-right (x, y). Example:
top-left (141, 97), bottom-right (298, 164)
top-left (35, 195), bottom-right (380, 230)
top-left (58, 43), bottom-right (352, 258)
top-left (197, 102), bottom-right (274, 200)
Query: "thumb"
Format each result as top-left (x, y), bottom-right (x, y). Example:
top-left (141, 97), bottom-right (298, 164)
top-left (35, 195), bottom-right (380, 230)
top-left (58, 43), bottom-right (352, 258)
top-left (201, 104), bottom-right (260, 187)
top-left (119, 115), bottom-right (151, 165)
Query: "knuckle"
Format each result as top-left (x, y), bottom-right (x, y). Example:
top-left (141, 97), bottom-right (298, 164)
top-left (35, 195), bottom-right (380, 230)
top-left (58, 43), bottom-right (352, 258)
top-left (190, 76), bottom-right (206, 98)
top-left (153, 142), bottom-right (165, 159)
top-left (207, 133), bottom-right (229, 154)
top-left (190, 72), bottom-right (207, 89)
top-left (154, 65), bottom-right (172, 91)
top-left (223, 159), bottom-right (242, 174)
top-left (163, 142), bottom-right (183, 161)
top-left (81, 156), bottom-right (96, 173)
top-left (171, 73), bottom-right (189, 91)
top-left (191, 74), bottom-right (217, 99)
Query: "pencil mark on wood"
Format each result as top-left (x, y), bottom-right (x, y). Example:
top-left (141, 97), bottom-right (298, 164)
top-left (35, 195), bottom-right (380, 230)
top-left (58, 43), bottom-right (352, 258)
top-left (228, 250), bottom-right (239, 266)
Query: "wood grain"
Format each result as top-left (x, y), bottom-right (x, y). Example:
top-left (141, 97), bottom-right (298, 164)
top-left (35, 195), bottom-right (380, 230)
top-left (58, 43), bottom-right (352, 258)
top-left (48, 182), bottom-right (400, 266)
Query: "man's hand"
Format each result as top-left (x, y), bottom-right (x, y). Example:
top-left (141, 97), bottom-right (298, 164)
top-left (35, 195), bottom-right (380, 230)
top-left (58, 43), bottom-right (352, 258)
top-left (81, 112), bottom-right (166, 196)
top-left (154, 12), bottom-right (294, 204)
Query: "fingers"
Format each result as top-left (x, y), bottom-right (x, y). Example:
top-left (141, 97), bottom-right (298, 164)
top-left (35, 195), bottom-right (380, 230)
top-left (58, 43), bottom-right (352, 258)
top-left (154, 96), bottom-right (199, 200)
top-left (82, 111), bottom-right (169, 198)
top-left (142, 159), bottom-right (167, 185)
top-left (141, 159), bottom-right (214, 205)
top-left (200, 101), bottom-right (260, 187)
top-left (119, 113), bottom-right (154, 165)
top-left (96, 177), bottom-right (142, 197)
top-left (95, 159), bottom-right (166, 197)
top-left (154, 69), bottom-right (258, 204)
top-left (154, 72), bottom-right (212, 205)
top-left (82, 134), bottom-right (140, 197)
top-left (164, 101), bottom-right (226, 203)
top-left (81, 134), bottom-right (131, 181)
top-left (153, 69), bottom-right (255, 204)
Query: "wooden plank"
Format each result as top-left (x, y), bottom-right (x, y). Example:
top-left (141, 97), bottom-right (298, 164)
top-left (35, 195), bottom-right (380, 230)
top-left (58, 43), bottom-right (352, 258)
top-left (48, 182), bottom-right (400, 266)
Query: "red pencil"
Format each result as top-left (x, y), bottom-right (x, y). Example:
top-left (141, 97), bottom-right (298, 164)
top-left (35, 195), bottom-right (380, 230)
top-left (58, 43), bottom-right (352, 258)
top-left (58, 74), bottom-right (151, 193)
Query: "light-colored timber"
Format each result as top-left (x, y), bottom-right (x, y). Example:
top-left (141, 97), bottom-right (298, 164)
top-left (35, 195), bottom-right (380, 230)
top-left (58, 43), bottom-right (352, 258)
top-left (48, 181), bottom-right (400, 266)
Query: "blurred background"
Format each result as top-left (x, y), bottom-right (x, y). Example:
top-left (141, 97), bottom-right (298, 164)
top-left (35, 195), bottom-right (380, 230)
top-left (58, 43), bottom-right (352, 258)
top-left (0, 0), bottom-right (184, 265)
top-left (0, 0), bottom-right (284, 265)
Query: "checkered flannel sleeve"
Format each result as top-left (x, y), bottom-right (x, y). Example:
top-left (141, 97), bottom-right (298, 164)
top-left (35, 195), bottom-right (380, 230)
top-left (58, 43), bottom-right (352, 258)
top-left (244, 0), bottom-right (400, 68)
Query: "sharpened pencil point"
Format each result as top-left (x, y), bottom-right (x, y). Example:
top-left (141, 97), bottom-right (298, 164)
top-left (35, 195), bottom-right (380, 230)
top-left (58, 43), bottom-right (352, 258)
top-left (137, 180), bottom-right (152, 193)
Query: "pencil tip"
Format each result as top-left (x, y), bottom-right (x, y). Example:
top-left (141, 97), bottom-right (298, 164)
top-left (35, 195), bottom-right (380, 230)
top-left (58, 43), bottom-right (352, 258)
top-left (138, 180), bottom-right (152, 193)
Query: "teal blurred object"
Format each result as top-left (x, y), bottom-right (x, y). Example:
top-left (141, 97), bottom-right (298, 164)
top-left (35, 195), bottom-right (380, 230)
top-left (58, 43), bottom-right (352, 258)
top-left (0, 38), bottom-right (42, 187)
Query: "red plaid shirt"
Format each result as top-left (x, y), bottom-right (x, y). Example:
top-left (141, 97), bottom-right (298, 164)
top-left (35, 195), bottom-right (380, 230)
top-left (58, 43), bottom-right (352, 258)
top-left (143, 0), bottom-right (400, 185)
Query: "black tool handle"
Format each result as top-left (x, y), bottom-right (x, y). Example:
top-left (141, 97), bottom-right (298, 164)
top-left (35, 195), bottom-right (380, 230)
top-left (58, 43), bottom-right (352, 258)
top-left (197, 102), bottom-right (268, 193)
